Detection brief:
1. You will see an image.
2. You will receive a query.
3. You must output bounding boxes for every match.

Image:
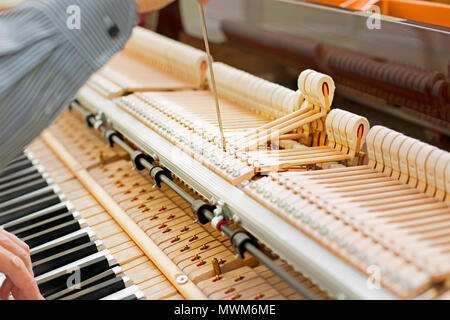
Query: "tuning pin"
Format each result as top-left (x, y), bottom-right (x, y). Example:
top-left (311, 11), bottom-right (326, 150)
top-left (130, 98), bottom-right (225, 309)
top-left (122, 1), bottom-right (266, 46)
top-left (254, 293), bottom-right (264, 300)
top-left (196, 260), bottom-right (206, 267)
top-left (191, 254), bottom-right (201, 261)
top-left (158, 223), bottom-right (167, 229)
top-left (231, 293), bottom-right (241, 300)
top-left (234, 275), bottom-right (244, 282)
top-left (167, 213), bottom-right (176, 220)
top-left (225, 287), bottom-right (235, 294)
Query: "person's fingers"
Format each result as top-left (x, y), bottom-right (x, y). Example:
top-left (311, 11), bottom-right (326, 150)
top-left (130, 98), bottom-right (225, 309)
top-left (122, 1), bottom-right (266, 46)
top-left (2, 230), bottom-right (30, 255)
top-left (0, 246), bottom-right (42, 300)
top-left (0, 230), bottom-right (33, 274)
top-left (11, 284), bottom-right (43, 300)
top-left (197, 0), bottom-right (211, 4)
top-left (0, 278), bottom-right (13, 300)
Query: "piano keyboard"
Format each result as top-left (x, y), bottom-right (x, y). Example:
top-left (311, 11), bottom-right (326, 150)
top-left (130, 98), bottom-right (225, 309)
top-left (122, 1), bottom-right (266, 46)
top-left (0, 151), bottom-right (145, 300)
top-left (14, 111), bottom-right (329, 300)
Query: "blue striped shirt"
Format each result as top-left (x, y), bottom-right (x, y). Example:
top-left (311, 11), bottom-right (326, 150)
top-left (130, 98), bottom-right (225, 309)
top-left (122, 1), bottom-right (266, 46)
top-left (0, 0), bottom-right (137, 170)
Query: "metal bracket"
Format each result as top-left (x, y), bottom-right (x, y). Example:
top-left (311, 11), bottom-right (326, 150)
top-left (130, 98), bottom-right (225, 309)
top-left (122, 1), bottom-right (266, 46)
top-left (214, 200), bottom-right (232, 220)
top-left (231, 231), bottom-right (259, 259)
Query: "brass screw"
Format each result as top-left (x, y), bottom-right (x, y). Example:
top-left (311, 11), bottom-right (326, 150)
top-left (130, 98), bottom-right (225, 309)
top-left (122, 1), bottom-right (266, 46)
top-left (225, 287), bottom-right (234, 294)
top-left (212, 258), bottom-right (221, 277)
top-left (235, 275), bottom-right (244, 282)
top-left (232, 293), bottom-right (241, 300)
top-left (99, 151), bottom-right (105, 166)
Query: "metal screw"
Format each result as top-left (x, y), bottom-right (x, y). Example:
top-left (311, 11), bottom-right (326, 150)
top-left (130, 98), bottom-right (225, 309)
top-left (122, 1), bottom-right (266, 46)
top-left (176, 275), bottom-right (188, 284)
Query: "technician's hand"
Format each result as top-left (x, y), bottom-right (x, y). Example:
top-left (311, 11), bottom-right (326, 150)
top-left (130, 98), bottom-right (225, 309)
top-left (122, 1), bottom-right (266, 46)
top-left (0, 228), bottom-right (43, 300)
top-left (136, 0), bottom-right (176, 12)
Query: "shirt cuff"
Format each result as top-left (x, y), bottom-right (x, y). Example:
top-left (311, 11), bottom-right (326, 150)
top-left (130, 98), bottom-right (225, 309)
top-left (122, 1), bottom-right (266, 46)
top-left (23, 0), bottom-right (137, 71)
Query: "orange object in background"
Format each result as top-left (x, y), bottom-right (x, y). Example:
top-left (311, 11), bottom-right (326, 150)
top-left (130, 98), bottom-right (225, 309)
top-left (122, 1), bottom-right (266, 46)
top-left (308, 0), bottom-right (450, 27)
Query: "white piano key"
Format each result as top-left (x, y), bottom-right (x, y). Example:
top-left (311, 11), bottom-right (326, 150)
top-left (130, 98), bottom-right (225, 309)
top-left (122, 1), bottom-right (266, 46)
top-left (100, 284), bottom-right (142, 301)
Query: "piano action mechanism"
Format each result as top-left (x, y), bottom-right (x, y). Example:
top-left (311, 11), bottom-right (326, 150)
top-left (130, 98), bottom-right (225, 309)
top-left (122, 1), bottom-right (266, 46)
top-left (4, 24), bottom-right (448, 300)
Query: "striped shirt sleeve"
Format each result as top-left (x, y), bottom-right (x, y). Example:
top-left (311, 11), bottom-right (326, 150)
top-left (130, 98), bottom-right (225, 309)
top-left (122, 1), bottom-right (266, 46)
top-left (0, 0), bottom-right (137, 170)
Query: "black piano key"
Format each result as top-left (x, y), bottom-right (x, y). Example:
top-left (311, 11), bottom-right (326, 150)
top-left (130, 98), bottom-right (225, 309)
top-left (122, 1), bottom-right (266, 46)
top-left (65, 276), bottom-right (127, 300)
top-left (0, 159), bottom-right (34, 178)
top-left (3, 203), bottom-right (69, 232)
top-left (0, 172), bottom-right (45, 193)
top-left (0, 166), bottom-right (40, 186)
top-left (23, 219), bottom-right (83, 248)
top-left (33, 241), bottom-right (101, 277)
top-left (7, 153), bottom-right (28, 166)
top-left (38, 254), bottom-right (118, 297)
top-left (122, 295), bottom-right (138, 300)
top-left (12, 211), bottom-right (77, 239)
top-left (0, 193), bottom-right (61, 225)
top-left (0, 185), bottom-right (56, 211)
top-left (46, 267), bottom-right (121, 300)
top-left (31, 230), bottom-right (93, 263)
top-left (0, 178), bottom-right (49, 203)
